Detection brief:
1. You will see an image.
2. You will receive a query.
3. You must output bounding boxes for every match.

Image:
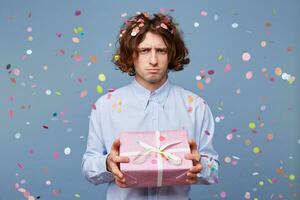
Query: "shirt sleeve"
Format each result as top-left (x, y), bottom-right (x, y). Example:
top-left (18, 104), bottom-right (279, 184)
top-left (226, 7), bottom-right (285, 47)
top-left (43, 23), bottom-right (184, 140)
top-left (81, 100), bottom-right (114, 185)
top-left (194, 100), bottom-right (219, 185)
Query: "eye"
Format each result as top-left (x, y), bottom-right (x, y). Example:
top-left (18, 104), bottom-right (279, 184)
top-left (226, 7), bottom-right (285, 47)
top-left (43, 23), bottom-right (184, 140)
top-left (157, 49), bottom-right (167, 54)
top-left (139, 49), bottom-right (150, 54)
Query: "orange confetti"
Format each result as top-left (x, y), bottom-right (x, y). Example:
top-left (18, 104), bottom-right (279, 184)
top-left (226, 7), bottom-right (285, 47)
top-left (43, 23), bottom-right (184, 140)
top-left (80, 89), bottom-right (88, 98)
top-left (197, 82), bottom-right (204, 90)
top-left (90, 55), bottom-right (97, 63)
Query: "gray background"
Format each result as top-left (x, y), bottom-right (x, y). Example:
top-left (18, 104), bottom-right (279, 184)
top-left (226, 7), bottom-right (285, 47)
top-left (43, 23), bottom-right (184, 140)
top-left (0, 0), bottom-right (299, 199)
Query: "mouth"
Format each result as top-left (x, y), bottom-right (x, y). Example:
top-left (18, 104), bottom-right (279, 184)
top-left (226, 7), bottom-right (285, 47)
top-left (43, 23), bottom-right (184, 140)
top-left (147, 69), bottom-right (160, 73)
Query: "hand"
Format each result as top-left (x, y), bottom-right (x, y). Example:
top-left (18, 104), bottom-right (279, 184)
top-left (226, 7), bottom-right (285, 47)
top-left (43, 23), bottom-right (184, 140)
top-left (184, 139), bottom-right (202, 184)
top-left (106, 139), bottom-right (130, 188)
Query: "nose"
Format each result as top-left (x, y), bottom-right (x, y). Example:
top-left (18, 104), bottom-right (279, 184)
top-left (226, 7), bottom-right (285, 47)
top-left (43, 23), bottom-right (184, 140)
top-left (149, 50), bottom-right (158, 66)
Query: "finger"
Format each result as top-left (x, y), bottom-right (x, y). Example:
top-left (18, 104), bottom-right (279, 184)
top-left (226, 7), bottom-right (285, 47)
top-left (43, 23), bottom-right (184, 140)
top-left (110, 163), bottom-right (124, 179)
top-left (186, 177), bottom-right (197, 184)
top-left (111, 155), bottom-right (130, 163)
top-left (189, 163), bottom-right (202, 173)
top-left (111, 139), bottom-right (121, 153)
top-left (187, 172), bottom-right (198, 179)
top-left (115, 179), bottom-right (127, 188)
top-left (184, 153), bottom-right (200, 162)
top-left (188, 139), bottom-right (198, 154)
top-left (115, 176), bottom-right (126, 184)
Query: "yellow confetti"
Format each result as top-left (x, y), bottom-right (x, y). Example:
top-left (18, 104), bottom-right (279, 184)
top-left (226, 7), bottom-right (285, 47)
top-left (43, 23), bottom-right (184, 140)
top-left (249, 122), bottom-right (256, 129)
top-left (96, 85), bottom-right (103, 94)
top-left (98, 73), bottom-right (106, 82)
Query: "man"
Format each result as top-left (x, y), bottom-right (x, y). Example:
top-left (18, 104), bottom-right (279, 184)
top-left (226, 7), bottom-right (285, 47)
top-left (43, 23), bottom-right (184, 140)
top-left (82, 12), bottom-right (219, 200)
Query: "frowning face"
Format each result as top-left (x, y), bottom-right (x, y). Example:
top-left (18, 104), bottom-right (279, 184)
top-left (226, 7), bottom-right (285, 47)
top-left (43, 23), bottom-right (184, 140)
top-left (132, 31), bottom-right (169, 91)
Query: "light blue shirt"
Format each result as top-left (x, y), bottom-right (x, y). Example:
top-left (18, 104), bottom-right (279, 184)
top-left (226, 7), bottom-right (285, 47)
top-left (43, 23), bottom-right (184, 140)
top-left (82, 78), bottom-right (219, 200)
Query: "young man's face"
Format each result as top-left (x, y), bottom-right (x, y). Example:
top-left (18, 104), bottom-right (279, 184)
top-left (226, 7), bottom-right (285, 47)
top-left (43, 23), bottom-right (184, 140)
top-left (132, 31), bottom-right (169, 90)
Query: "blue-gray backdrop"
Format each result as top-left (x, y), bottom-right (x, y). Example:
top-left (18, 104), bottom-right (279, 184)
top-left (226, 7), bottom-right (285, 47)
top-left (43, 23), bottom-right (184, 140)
top-left (0, 0), bottom-right (299, 199)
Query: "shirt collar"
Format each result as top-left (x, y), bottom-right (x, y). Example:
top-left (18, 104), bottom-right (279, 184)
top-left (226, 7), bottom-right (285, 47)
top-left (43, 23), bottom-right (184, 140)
top-left (130, 78), bottom-right (171, 110)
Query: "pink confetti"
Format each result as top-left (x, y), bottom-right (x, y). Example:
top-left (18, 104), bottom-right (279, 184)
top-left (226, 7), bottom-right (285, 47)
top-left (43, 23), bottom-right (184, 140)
top-left (245, 71), bottom-right (253, 80)
top-left (200, 10), bottom-right (208, 16)
top-left (80, 90), bottom-right (88, 98)
top-left (92, 103), bottom-right (96, 110)
top-left (9, 109), bottom-right (14, 118)
top-left (224, 64), bottom-right (231, 73)
top-left (17, 162), bottom-right (24, 169)
top-left (53, 152), bottom-right (60, 160)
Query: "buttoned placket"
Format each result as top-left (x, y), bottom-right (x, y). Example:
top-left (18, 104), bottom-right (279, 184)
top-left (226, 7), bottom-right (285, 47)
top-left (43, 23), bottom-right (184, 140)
top-left (147, 92), bottom-right (161, 200)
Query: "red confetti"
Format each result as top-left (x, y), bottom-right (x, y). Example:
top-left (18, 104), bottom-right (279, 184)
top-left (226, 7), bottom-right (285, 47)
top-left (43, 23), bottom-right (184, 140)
top-left (43, 125), bottom-right (49, 129)
top-left (74, 10), bottom-right (81, 16)
top-left (208, 70), bottom-right (215, 75)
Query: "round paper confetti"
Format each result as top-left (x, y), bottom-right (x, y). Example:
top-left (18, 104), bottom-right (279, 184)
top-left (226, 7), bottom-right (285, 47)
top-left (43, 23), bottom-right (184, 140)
top-left (249, 122), bottom-right (256, 129)
top-left (194, 22), bottom-right (199, 27)
top-left (232, 23), bottom-right (239, 28)
top-left (26, 26), bottom-right (32, 32)
top-left (253, 147), bottom-right (261, 154)
top-left (98, 73), bottom-right (106, 82)
top-left (64, 147), bottom-right (71, 155)
top-left (13, 68), bottom-right (21, 76)
top-left (74, 194), bottom-right (81, 198)
top-left (75, 10), bottom-right (81, 16)
top-left (244, 192), bottom-right (251, 199)
top-left (45, 89), bottom-right (52, 95)
top-left (289, 174), bottom-right (295, 181)
top-left (53, 152), bottom-right (60, 159)
top-left (259, 181), bottom-right (264, 186)
top-left (96, 85), bottom-right (103, 94)
top-left (27, 36), bottom-right (33, 41)
top-left (275, 67), bottom-right (282, 76)
top-left (214, 14), bottom-right (218, 21)
top-left (200, 10), bottom-right (208, 16)
top-left (26, 49), bottom-right (32, 55)
top-left (72, 37), bottom-right (80, 43)
top-left (224, 156), bottom-right (231, 163)
top-left (245, 71), bottom-right (253, 79)
top-left (220, 191), bottom-right (226, 198)
top-left (267, 133), bottom-right (273, 141)
top-left (15, 132), bottom-right (21, 139)
top-left (260, 41), bottom-right (267, 47)
top-left (242, 52), bottom-right (251, 61)
top-left (226, 133), bottom-right (233, 140)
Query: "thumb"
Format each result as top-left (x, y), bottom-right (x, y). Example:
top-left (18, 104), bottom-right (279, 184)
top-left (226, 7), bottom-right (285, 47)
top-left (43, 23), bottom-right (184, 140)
top-left (111, 139), bottom-right (121, 152)
top-left (188, 139), bottom-right (198, 153)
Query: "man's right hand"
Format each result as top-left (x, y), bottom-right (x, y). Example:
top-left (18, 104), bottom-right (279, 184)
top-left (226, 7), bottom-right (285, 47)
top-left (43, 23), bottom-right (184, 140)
top-left (106, 139), bottom-right (130, 188)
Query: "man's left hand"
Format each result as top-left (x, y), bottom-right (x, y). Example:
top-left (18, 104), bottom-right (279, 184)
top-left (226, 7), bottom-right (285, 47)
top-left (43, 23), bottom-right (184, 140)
top-left (184, 139), bottom-right (202, 184)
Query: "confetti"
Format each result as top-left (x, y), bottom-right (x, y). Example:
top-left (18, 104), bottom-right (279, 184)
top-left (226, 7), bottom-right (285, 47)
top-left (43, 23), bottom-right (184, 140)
top-left (74, 10), bottom-right (81, 16)
top-left (194, 22), bottom-right (199, 27)
top-left (98, 73), bottom-right (106, 82)
top-left (96, 85), bottom-right (103, 94)
top-left (242, 52), bottom-right (251, 61)
top-left (64, 147), bottom-right (71, 155)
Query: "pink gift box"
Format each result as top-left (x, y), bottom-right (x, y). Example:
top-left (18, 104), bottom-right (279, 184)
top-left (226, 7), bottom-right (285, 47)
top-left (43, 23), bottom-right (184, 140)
top-left (119, 129), bottom-right (193, 188)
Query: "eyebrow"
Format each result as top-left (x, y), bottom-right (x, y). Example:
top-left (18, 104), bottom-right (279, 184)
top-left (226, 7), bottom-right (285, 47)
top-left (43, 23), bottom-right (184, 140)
top-left (137, 47), bottom-right (168, 50)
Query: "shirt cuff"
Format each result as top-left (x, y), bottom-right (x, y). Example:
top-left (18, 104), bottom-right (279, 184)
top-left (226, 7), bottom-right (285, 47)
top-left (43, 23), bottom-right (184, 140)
top-left (82, 153), bottom-right (114, 185)
top-left (195, 156), bottom-right (219, 185)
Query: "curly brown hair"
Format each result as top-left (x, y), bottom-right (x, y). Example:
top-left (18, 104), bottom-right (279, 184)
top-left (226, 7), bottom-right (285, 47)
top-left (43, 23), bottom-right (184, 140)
top-left (112, 12), bottom-right (190, 76)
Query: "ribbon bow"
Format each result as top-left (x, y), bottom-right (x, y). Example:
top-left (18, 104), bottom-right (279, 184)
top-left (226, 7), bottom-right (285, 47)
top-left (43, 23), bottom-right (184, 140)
top-left (131, 140), bottom-right (183, 166)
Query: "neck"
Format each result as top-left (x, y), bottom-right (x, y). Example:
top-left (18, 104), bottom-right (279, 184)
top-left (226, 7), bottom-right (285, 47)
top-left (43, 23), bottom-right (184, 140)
top-left (135, 76), bottom-right (167, 92)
